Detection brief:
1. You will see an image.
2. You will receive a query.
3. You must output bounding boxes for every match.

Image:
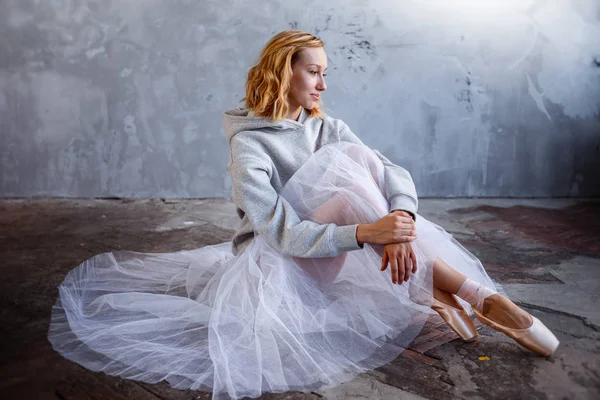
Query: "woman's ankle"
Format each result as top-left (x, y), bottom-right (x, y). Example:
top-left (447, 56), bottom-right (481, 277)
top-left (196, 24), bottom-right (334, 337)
top-left (455, 278), bottom-right (496, 312)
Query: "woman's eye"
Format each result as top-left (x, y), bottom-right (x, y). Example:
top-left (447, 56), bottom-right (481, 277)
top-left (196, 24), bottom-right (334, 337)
top-left (310, 71), bottom-right (318, 75)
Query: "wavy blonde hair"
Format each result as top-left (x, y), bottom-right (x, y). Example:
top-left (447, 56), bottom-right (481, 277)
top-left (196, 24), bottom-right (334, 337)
top-left (244, 30), bottom-right (325, 121)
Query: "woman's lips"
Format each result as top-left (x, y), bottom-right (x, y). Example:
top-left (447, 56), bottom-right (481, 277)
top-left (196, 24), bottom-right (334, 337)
top-left (311, 94), bottom-right (320, 101)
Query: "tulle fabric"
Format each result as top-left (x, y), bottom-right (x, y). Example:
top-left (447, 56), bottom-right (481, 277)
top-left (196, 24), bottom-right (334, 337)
top-left (49, 142), bottom-right (497, 399)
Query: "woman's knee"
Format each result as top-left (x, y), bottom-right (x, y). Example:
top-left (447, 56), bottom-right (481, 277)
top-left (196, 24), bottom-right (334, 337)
top-left (310, 195), bottom-right (351, 225)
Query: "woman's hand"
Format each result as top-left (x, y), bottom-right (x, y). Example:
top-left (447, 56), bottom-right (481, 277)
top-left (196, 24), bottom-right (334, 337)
top-left (390, 209), bottom-right (414, 220)
top-left (356, 213), bottom-right (416, 245)
top-left (381, 242), bottom-right (417, 284)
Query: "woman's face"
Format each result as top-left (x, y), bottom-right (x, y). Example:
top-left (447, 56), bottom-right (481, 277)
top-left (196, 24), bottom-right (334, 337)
top-left (287, 47), bottom-right (328, 114)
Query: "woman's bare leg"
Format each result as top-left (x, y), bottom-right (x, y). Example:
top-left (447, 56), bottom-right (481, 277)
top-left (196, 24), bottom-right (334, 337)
top-left (432, 257), bottom-right (531, 328)
top-left (432, 258), bottom-right (467, 294)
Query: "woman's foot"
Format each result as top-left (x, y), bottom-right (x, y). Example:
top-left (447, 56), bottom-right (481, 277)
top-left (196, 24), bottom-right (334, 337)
top-left (457, 278), bottom-right (560, 356)
top-left (480, 294), bottom-right (532, 329)
top-left (432, 287), bottom-right (478, 342)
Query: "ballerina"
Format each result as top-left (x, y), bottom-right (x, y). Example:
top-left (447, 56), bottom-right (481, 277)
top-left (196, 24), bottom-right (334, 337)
top-left (49, 30), bottom-right (559, 400)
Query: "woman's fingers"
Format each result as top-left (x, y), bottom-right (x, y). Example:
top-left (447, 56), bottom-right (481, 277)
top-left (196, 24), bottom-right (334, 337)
top-left (394, 224), bottom-right (416, 242)
top-left (383, 245), bottom-right (418, 284)
top-left (400, 216), bottom-right (416, 226)
top-left (397, 225), bottom-right (416, 236)
top-left (395, 235), bottom-right (417, 243)
top-left (391, 215), bottom-right (417, 242)
top-left (381, 251), bottom-right (388, 271)
top-left (390, 256), bottom-right (398, 284)
top-left (396, 254), bottom-right (405, 283)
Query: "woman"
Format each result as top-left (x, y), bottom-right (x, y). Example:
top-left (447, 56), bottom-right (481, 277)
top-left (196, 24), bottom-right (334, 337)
top-left (49, 30), bottom-right (559, 399)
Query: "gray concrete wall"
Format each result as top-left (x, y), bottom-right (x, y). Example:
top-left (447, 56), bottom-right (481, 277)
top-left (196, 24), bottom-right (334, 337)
top-left (1, 0), bottom-right (599, 198)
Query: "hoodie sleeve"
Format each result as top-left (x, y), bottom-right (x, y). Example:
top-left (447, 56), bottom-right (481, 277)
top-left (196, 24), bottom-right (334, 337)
top-left (337, 121), bottom-right (418, 218)
top-left (228, 136), bottom-right (362, 258)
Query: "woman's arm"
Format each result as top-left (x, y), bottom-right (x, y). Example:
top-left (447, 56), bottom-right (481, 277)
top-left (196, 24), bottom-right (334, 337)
top-left (229, 137), bottom-right (362, 258)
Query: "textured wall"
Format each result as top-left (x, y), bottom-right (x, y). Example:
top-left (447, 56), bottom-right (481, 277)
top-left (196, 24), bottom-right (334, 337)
top-left (1, 0), bottom-right (599, 198)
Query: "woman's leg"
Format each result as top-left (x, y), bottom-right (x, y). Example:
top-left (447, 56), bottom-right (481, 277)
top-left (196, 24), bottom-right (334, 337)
top-left (294, 195), bottom-right (349, 286)
top-left (432, 258), bottom-right (531, 329)
top-left (432, 257), bottom-right (560, 356)
top-left (432, 258), bottom-right (468, 294)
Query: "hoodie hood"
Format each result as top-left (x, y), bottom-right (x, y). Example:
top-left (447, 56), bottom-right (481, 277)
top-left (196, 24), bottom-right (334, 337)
top-left (223, 108), bottom-right (308, 142)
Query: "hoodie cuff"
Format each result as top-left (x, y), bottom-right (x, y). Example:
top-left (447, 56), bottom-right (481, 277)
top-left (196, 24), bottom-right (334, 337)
top-left (332, 224), bottom-right (362, 253)
top-left (390, 195), bottom-right (418, 221)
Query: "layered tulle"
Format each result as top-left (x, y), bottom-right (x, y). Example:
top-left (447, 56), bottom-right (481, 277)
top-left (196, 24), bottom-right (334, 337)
top-left (49, 142), bottom-right (496, 399)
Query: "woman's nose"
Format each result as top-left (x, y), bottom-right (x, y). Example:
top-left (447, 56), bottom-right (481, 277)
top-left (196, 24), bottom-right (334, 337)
top-left (317, 76), bottom-right (327, 91)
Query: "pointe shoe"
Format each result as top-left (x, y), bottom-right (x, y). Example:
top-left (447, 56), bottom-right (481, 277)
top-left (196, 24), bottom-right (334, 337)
top-left (472, 295), bottom-right (560, 357)
top-left (431, 288), bottom-right (479, 342)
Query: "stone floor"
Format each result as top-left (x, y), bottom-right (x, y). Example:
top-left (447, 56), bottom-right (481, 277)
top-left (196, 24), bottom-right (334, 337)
top-left (1, 198), bottom-right (599, 400)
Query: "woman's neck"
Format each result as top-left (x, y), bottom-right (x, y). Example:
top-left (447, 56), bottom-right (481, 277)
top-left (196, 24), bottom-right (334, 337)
top-left (286, 106), bottom-right (302, 121)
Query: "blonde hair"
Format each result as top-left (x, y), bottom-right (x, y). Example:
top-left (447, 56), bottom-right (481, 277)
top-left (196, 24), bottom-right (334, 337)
top-left (244, 30), bottom-right (324, 121)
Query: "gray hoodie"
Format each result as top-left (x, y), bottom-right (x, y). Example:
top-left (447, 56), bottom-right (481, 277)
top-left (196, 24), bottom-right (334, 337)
top-left (224, 107), bottom-right (418, 257)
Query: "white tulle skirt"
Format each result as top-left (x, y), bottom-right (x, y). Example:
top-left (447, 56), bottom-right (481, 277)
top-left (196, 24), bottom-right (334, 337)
top-left (49, 143), bottom-right (496, 399)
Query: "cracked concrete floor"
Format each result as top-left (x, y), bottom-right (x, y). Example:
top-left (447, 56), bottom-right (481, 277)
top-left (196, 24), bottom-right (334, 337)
top-left (0, 198), bottom-right (599, 399)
